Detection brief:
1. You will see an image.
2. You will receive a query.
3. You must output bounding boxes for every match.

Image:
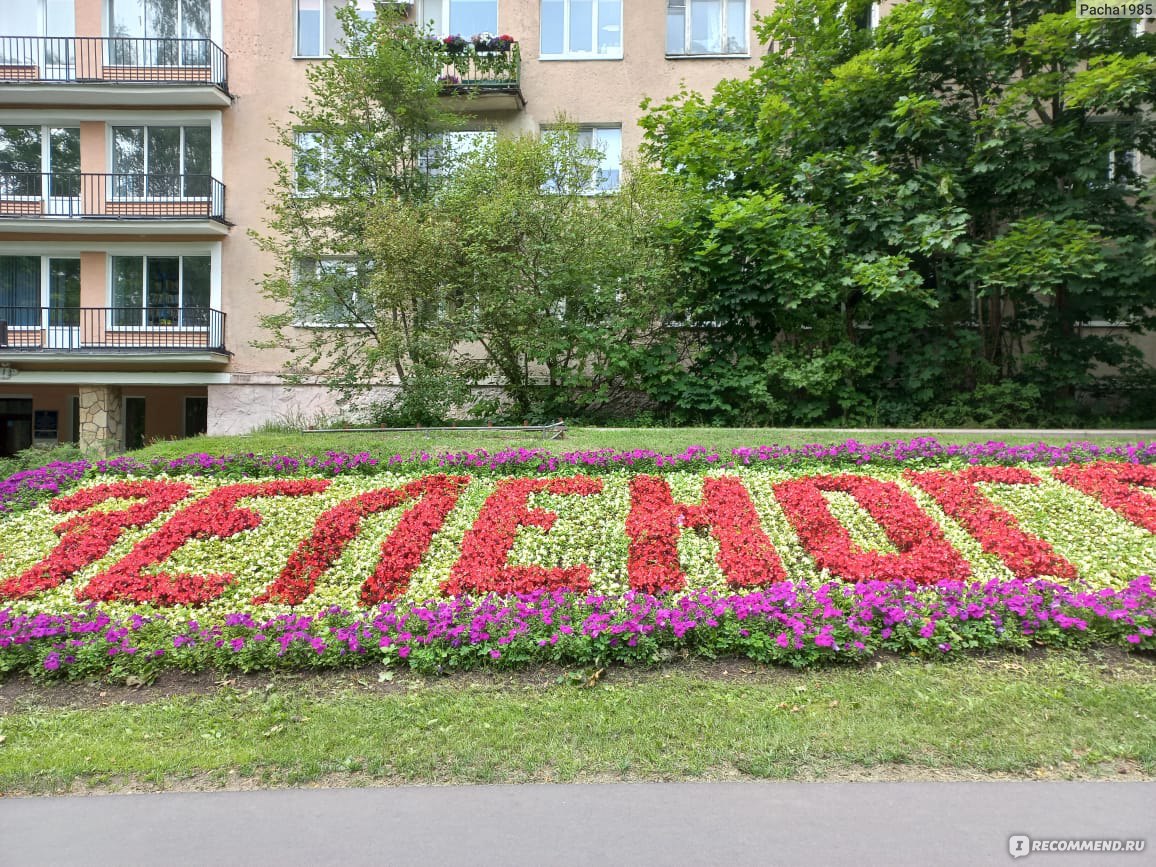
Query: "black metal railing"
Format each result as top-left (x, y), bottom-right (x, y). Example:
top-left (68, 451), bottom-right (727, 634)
top-left (0, 307), bottom-right (227, 354)
top-left (0, 36), bottom-right (228, 92)
top-left (0, 173), bottom-right (226, 222)
top-left (438, 43), bottom-right (522, 94)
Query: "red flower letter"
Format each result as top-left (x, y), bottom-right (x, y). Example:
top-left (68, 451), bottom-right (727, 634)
top-left (773, 474), bottom-right (971, 584)
top-left (253, 474), bottom-right (470, 607)
top-left (77, 480), bottom-right (330, 606)
top-left (0, 480), bottom-right (193, 601)
top-left (442, 476), bottom-right (603, 596)
top-left (906, 466), bottom-right (1077, 580)
top-left (626, 475), bottom-right (786, 594)
top-left (1054, 461), bottom-right (1156, 533)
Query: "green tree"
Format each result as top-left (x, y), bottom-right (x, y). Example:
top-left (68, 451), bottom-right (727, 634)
top-left (254, 4), bottom-right (469, 421)
top-left (365, 130), bottom-right (688, 420)
top-left (641, 0), bottom-right (1156, 424)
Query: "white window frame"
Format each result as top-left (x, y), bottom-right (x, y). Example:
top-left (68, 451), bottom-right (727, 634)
top-left (539, 0), bottom-right (623, 61)
top-left (294, 256), bottom-right (372, 328)
top-left (104, 0), bottom-right (223, 45)
top-left (0, 253), bottom-right (81, 330)
top-left (107, 253), bottom-right (214, 331)
top-left (419, 128), bottom-right (496, 177)
top-left (0, 124), bottom-right (80, 202)
top-left (294, 0), bottom-right (377, 58)
top-left (419, 0), bottom-right (500, 38)
top-left (666, 0), bottom-right (749, 58)
top-left (109, 124), bottom-right (213, 201)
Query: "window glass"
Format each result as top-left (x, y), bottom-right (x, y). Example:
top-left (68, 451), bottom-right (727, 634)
top-left (569, 0), bottom-right (593, 53)
top-left (183, 126), bottom-right (211, 196)
top-left (182, 256), bottom-right (211, 325)
top-left (184, 396), bottom-right (208, 437)
top-left (726, 0), bottom-right (746, 53)
top-left (666, 0), bottom-right (686, 54)
top-left (449, 0), bottom-right (498, 37)
top-left (112, 257), bottom-right (145, 326)
top-left (690, 0), bottom-right (722, 54)
top-left (149, 0), bottom-right (180, 40)
top-left (124, 397), bottom-right (146, 450)
top-left (0, 256), bottom-right (41, 325)
top-left (47, 259), bottom-right (80, 327)
top-left (49, 128), bottom-right (80, 174)
top-left (146, 256), bottom-right (181, 326)
top-left (297, 0), bottom-right (323, 55)
top-left (294, 131), bottom-right (328, 192)
top-left (598, 0), bottom-right (621, 53)
top-left (0, 5), bottom-right (39, 36)
top-left (0, 126), bottom-right (43, 175)
top-left (541, 0), bottom-right (564, 54)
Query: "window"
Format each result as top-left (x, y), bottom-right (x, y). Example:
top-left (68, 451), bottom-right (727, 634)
top-left (0, 0), bottom-right (74, 65)
top-left (109, 0), bottom-right (211, 65)
top-left (543, 125), bottom-right (621, 193)
top-left (111, 255), bottom-right (211, 328)
top-left (0, 125), bottom-right (79, 198)
top-left (420, 129), bottom-right (495, 177)
top-left (540, 0), bottom-right (622, 59)
top-left (0, 256), bottom-right (42, 327)
top-left (0, 255), bottom-right (79, 328)
top-left (296, 0), bottom-right (376, 56)
top-left (666, 0), bottom-right (747, 56)
top-left (293, 131), bottom-right (338, 194)
top-left (1108, 148), bottom-right (1139, 184)
top-left (420, 0), bottom-right (498, 38)
top-left (112, 125), bottom-right (211, 198)
top-left (295, 258), bottom-right (374, 326)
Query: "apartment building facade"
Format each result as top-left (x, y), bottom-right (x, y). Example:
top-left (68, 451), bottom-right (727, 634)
top-left (0, 0), bottom-right (780, 454)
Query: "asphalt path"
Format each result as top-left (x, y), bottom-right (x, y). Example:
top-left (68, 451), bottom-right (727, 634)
top-left (3, 782), bottom-right (1154, 866)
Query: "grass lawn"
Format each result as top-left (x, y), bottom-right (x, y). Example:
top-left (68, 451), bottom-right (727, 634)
top-left (128, 425), bottom-right (1153, 462)
top-left (0, 650), bottom-right (1153, 794)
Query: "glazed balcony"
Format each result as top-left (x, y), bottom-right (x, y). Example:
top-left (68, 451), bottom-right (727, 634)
top-left (0, 306), bottom-right (228, 362)
top-left (437, 41), bottom-right (525, 111)
top-left (0, 36), bottom-right (230, 107)
top-left (0, 173), bottom-right (228, 235)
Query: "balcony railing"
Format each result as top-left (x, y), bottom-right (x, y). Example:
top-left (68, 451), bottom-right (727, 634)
top-left (0, 307), bottom-right (227, 355)
top-left (0, 36), bottom-right (228, 92)
top-left (0, 173), bottom-right (227, 222)
top-left (437, 43), bottom-right (523, 103)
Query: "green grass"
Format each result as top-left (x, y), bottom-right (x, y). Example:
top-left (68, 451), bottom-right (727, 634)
top-left (130, 426), bottom-right (1152, 462)
top-left (2, 651), bottom-right (1153, 793)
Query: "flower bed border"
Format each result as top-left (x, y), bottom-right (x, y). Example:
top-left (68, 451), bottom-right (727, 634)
top-left (1, 577), bottom-right (1152, 681)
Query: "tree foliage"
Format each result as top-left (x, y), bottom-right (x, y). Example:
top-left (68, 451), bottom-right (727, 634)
top-left (641, 0), bottom-right (1156, 425)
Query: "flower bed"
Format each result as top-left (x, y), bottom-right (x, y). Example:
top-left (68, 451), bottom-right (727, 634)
top-left (1, 439), bottom-right (1153, 679)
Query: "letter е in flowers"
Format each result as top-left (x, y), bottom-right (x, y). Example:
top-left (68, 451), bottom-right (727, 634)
top-left (442, 476), bottom-right (603, 596)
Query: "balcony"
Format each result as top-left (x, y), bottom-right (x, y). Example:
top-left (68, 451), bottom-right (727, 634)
top-left (437, 43), bottom-right (525, 111)
top-left (0, 173), bottom-right (228, 235)
top-left (0, 307), bottom-right (228, 364)
top-left (0, 36), bottom-right (230, 107)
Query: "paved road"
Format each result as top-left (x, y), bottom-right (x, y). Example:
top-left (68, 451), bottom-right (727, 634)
top-left (2, 782), bottom-right (1152, 866)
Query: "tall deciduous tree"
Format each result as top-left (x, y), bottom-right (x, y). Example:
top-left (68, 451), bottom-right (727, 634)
top-left (254, 4), bottom-right (468, 419)
top-left (641, 0), bottom-right (1156, 425)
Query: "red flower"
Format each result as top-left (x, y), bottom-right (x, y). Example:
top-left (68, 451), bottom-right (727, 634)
top-left (1054, 461), bottom-right (1156, 533)
top-left (442, 476), bottom-right (603, 596)
top-left (773, 473), bottom-right (971, 584)
top-left (254, 475), bottom-right (470, 607)
top-left (0, 480), bottom-right (193, 601)
top-left (626, 475), bottom-right (786, 594)
top-left (77, 480), bottom-right (330, 607)
top-left (906, 466), bottom-right (1076, 580)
